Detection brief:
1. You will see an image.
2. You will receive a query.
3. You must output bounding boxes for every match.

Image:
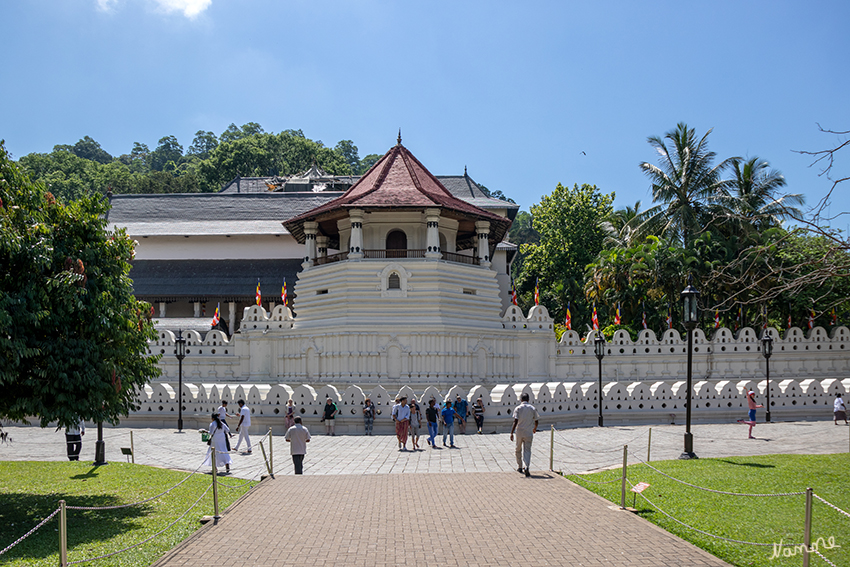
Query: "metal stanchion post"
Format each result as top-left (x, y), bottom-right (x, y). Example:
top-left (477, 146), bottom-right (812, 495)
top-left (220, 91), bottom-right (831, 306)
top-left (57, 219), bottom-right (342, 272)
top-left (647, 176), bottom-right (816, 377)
top-left (647, 427), bottom-right (652, 462)
top-left (211, 451), bottom-right (220, 522)
top-left (130, 431), bottom-right (135, 464)
top-left (260, 441), bottom-right (272, 478)
top-left (803, 487), bottom-right (812, 567)
top-left (549, 425), bottom-right (554, 471)
top-left (268, 427), bottom-right (273, 476)
top-left (59, 499), bottom-right (68, 567)
top-left (620, 445), bottom-right (628, 509)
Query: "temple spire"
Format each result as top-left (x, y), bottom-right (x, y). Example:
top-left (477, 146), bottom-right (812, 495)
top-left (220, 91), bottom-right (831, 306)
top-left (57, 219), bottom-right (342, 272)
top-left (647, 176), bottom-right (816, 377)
top-left (397, 129), bottom-right (402, 145)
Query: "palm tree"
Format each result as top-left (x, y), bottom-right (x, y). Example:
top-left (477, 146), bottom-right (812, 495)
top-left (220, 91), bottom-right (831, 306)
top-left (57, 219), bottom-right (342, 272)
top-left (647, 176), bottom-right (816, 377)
top-left (635, 123), bottom-right (738, 249)
top-left (601, 200), bottom-right (641, 248)
top-left (723, 157), bottom-right (804, 233)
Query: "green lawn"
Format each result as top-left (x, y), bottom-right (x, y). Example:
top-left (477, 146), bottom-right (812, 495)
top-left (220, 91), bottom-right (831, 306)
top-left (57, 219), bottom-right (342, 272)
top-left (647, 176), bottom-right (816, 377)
top-left (567, 453), bottom-right (849, 567)
top-left (0, 461), bottom-right (257, 567)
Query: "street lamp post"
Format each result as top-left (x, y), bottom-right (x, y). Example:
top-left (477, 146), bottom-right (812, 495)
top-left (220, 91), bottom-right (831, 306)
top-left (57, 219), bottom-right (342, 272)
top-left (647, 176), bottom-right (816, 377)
top-left (679, 275), bottom-right (699, 460)
top-left (761, 330), bottom-right (773, 423)
top-left (594, 333), bottom-right (606, 427)
top-left (175, 329), bottom-right (186, 432)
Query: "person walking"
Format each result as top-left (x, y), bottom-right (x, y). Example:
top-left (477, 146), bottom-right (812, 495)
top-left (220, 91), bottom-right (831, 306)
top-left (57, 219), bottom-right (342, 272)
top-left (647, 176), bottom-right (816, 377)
top-left (322, 397), bottom-right (338, 436)
top-left (510, 393), bottom-right (539, 477)
top-left (472, 397), bottom-right (485, 434)
top-left (426, 398), bottom-right (439, 448)
top-left (234, 399), bottom-right (252, 454)
top-left (285, 416), bottom-right (311, 474)
top-left (217, 399), bottom-right (233, 451)
top-left (203, 413), bottom-right (231, 474)
top-left (392, 396), bottom-right (411, 450)
top-left (362, 398), bottom-right (376, 435)
top-left (737, 390), bottom-right (764, 439)
top-left (834, 393), bottom-right (848, 425)
top-left (64, 419), bottom-right (85, 461)
top-left (441, 400), bottom-right (457, 447)
top-left (284, 399), bottom-right (296, 429)
top-left (409, 398), bottom-right (422, 450)
top-left (454, 395), bottom-right (469, 435)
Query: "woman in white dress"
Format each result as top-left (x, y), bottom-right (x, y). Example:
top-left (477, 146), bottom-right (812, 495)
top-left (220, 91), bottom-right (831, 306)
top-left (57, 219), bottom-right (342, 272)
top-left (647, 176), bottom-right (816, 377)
top-left (203, 413), bottom-right (232, 473)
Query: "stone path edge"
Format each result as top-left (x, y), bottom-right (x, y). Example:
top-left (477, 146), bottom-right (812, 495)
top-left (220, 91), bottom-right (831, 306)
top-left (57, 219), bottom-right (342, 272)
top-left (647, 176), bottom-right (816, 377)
top-left (150, 475), bottom-right (275, 567)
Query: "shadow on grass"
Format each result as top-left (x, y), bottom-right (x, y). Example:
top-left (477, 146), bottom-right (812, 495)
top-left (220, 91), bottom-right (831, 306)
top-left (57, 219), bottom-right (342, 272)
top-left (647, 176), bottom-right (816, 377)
top-left (717, 459), bottom-right (775, 468)
top-left (70, 466), bottom-right (100, 480)
top-left (0, 492), bottom-right (150, 562)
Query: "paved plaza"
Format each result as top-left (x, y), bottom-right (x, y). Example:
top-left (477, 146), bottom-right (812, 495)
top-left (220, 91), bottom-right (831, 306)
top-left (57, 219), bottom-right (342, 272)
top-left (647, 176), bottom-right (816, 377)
top-left (2, 419), bottom-right (847, 566)
top-left (2, 419), bottom-right (846, 478)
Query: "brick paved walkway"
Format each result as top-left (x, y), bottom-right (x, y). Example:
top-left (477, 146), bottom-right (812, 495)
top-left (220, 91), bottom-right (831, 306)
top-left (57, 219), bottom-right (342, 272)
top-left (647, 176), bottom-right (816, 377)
top-left (152, 472), bottom-right (731, 567)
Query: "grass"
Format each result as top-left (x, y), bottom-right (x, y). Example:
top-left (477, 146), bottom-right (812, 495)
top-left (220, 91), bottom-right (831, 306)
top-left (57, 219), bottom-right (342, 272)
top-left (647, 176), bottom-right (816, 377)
top-left (0, 461), bottom-right (257, 567)
top-left (567, 453), bottom-right (849, 567)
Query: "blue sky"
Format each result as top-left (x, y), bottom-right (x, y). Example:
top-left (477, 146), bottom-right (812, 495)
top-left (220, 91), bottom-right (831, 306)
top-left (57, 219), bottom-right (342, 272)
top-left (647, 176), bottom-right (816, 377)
top-left (2, 0), bottom-right (848, 221)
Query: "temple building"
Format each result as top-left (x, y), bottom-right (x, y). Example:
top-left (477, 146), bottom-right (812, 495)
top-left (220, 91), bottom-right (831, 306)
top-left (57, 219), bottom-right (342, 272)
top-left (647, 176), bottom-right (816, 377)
top-left (107, 140), bottom-right (519, 335)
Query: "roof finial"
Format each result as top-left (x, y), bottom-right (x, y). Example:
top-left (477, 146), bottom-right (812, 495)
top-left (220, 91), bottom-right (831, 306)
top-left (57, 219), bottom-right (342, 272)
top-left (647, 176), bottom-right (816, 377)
top-left (397, 129), bottom-right (402, 145)
top-left (464, 165), bottom-right (467, 176)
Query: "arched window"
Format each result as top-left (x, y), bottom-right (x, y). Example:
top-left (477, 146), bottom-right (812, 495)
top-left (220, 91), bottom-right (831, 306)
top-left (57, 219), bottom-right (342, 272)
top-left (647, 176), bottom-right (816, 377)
top-left (386, 230), bottom-right (407, 258)
top-left (388, 272), bottom-right (400, 289)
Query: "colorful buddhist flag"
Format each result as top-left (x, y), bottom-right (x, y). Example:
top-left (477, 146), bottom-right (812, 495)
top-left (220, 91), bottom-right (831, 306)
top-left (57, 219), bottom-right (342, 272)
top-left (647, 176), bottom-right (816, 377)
top-left (511, 280), bottom-right (518, 306)
top-left (614, 302), bottom-right (621, 325)
top-left (565, 301), bottom-right (571, 331)
top-left (832, 308), bottom-right (837, 326)
top-left (735, 305), bottom-right (742, 330)
top-left (666, 303), bottom-right (672, 329)
top-left (534, 278), bottom-right (540, 306)
top-left (592, 302), bottom-right (599, 330)
top-left (210, 303), bottom-right (220, 328)
top-left (808, 308), bottom-right (815, 330)
top-left (255, 279), bottom-right (261, 306)
top-left (714, 309), bottom-right (720, 329)
top-left (787, 313), bottom-right (792, 329)
top-left (641, 302), bottom-right (647, 330)
top-left (282, 278), bottom-right (288, 306)
top-left (762, 304), bottom-right (768, 330)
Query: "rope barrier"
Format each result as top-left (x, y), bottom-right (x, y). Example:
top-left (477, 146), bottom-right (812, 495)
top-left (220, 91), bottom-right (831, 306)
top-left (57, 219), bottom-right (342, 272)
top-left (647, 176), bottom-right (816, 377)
top-left (629, 454), bottom-right (806, 497)
top-left (626, 479), bottom-right (799, 547)
top-left (812, 548), bottom-right (839, 567)
top-left (67, 485), bottom-right (212, 565)
top-left (66, 459), bottom-right (207, 511)
top-left (812, 493), bottom-right (850, 520)
top-left (0, 508), bottom-right (60, 556)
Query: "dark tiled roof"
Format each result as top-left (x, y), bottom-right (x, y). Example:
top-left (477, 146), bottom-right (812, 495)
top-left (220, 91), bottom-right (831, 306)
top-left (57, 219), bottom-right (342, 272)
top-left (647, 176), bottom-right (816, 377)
top-left (437, 175), bottom-right (519, 218)
top-left (107, 192), bottom-right (342, 224)
top-left (129, 259), bottom-right (303, 302)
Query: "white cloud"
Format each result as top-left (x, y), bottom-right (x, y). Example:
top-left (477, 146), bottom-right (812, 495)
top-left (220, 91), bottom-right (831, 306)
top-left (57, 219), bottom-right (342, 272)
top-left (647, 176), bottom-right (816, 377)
top-left (152, 0), bottom-right (212, 18)
top-left (94, 0), bottom-right (212, 19)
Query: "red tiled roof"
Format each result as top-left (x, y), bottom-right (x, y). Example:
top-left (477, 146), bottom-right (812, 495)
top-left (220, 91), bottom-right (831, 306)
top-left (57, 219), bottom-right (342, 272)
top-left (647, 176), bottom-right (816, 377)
top-left (283, 143), bottom-right (510, 235)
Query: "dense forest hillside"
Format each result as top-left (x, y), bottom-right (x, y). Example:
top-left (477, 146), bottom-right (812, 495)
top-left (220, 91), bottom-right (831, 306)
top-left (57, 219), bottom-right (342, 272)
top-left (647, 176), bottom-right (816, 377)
top-left (15, 123), bottom-right (384, 203)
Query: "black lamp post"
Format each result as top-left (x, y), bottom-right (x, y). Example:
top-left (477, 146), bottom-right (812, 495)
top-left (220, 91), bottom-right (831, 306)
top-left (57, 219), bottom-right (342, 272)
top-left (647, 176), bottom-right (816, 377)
top-left (594, 332), bottom-right (606, 427)
top-left (175, 329), bottom-right (186, 432)
top-left (679, 275), bottom-right (699, 460)
top-left (761, 330), bottom-right (773, 423)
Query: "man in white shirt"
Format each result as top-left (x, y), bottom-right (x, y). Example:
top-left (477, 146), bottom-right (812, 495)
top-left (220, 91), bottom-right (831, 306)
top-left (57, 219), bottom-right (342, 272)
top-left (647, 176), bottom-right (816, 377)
top-left (234, 399), bottom-right (252, 454)
top-left (510, 393), bottom-right (539, 477)
top-left (65, 419), bottom-right (85, 461)
top-left (835, 394), bottom-right (848, 425)
top-left (285, 416), bottom-right (311, 474)
top-left (391, 396), bottom-right (411, 451)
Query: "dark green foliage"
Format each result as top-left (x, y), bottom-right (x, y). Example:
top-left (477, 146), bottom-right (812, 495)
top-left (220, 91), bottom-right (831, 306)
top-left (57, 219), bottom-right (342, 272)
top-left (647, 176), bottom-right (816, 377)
top-left (0, 142), bottom-right (160, 428)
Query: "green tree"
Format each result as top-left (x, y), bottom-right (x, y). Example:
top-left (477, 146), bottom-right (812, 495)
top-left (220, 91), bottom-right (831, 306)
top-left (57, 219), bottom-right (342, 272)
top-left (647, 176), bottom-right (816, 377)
top-left (723, 157), bottom-right (804, 234)
top-left (516, 183), bottom-right (613, 326)
top-left (358, 153), bottom-right (381, 175)
top-left (150, 136), bottom-right (184, 172)
top-left (70, 136), bottom-right (113, 164)
top-left (188, 130), bottom-right (219, 160)
top-left (0, 142), bottom-right (160, 428)
top-left (335, 140), bottom-right (360, 173)
top-left (637, 123), bottom-right (738, 249)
